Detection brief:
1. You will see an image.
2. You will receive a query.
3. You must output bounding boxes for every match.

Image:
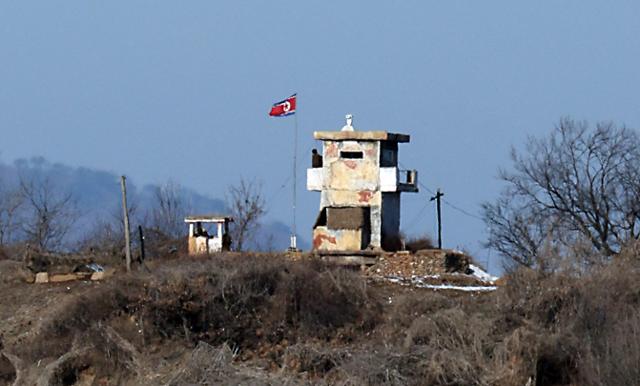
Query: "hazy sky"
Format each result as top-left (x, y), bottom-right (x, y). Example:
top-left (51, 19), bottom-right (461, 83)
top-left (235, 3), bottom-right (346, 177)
top-left (2, 1), bottom-right (640, 272)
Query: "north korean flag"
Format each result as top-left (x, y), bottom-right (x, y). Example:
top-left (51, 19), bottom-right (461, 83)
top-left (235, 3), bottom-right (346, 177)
top-left (269, 94), bottom-right (296, 117)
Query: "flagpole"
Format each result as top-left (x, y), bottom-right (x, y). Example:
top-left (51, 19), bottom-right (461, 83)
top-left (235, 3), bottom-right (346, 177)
top-left (290, 95), bottom-right (298, 251)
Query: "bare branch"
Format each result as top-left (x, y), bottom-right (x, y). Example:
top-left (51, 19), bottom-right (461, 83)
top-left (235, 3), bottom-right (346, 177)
top-left (484, 118), bottom-right (640, 267)
top-left (226, 179), bottom-right (266, 252)
top-left (0, 182), bottom-right (24, 246)
top-left (18, 176), bottom-right (77, 252)
top-left (150, 180), bottom-right (188, 240)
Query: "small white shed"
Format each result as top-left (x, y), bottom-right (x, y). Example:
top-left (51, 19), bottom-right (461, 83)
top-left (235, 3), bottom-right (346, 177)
top-left (185, 215), bottom-right (233, 255)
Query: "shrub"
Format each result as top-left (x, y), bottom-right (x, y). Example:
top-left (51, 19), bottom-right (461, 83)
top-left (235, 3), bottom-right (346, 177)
top-left (120, 255), bottom-right (381, 353)
top-left (404, 235), bottom-right (435, 252)
top-left (497, 258), bottom-right (640, 385)
top-left (444, 251), bottom-right (471, 273)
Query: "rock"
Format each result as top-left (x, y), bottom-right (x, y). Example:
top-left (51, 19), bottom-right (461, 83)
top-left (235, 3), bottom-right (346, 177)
top-left (49, 273), bottom-right (78, 283)
top-left (75, 272), bottom-right (92, 280)
top-left (35, 272), bottom-right (49, 284)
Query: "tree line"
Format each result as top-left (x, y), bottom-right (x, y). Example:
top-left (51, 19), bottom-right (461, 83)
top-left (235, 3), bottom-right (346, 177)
top-left (0, 175), bottom-right (265, 254)
top-left (5, 118), bottom-right (634, 267)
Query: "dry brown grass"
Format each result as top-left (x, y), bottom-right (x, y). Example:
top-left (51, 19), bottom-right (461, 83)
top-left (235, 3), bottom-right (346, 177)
top-left (3, 251), bottom-right (640, 385)
top-left (0, 352), bottom-right (16, 386)
top-left (132, 255), bottom-right (380, 351)
top-left (3, 254), bottom-right (380, 384)
top-left (493, 258), bottom-right (640, 385)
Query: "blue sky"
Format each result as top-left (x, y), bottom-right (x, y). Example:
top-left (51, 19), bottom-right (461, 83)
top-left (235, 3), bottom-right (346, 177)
top-left (2, 1), bottom-right (640, 272)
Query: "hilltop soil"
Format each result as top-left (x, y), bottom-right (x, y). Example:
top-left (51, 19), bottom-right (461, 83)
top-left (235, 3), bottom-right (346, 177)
top-left (0, 253), bottom-right (639, 385)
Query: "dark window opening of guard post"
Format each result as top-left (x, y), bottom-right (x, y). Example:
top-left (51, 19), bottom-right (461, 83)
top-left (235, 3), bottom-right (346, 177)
top-left (340, 151), bottom-right (363, 159)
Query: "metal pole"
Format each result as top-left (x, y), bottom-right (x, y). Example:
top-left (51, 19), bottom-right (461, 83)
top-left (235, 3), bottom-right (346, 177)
top-left (290, 103), bottom-right (298, 251)
top-left (138, 225), bottom-right (146, 263)
top-left (120, 176), bottom-right (132, 272)
top-left (430, 189), bottom-right (444, 249)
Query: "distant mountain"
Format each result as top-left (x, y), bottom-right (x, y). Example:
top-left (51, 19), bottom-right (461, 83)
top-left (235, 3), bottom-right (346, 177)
top-left (0, 157), bottom-right (308, 251)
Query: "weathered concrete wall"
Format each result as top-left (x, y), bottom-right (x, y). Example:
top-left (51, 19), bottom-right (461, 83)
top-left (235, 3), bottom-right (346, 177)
top-left (370, 206), bottom-right (382, 247)
top-left (315, 140), bottom-right (383, 249)
top-left (312, 227), bottom-right (366, 251)
top-left (322, 140), bottom-right (379, 192)
top-left (188, 236), bottom-right (222, 255)
top-left (321, 190), bottom-right (382, 208)
top-left (195, 237), bottom-right (208, 254)
top-left (188, 237), bottom-right (197, 255)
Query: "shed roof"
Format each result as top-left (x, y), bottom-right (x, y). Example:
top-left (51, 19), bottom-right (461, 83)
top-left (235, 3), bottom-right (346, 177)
top-left (184, 215), bottom-right (233, 223)
top-left (313, 130), bottom-right (410, 143)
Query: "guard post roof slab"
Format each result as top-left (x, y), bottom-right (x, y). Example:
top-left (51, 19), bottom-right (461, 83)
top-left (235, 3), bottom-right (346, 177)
top-left (313, 131), bottom-right (410, 143)
top-left (184, 215), bottom-right (233, 223)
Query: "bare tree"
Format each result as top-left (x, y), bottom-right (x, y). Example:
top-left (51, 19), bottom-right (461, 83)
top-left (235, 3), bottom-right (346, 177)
top-left (19, 176), bottom-right (77, 252)
top-left (150, 180), bottom-right (188, 239)
top-left (227, 178), bottom-right (266, 251)
top-left (483, 197), bottom-right (537, 268)
top-left (483, 119), bottom-right (640, 267)
top-left (0, 182), bottom-right (24, 246)
top-left (77, 199), bottom-right (142, 254)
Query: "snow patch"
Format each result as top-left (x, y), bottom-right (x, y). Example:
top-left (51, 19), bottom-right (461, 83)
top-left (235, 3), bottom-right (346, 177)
top-left (468, 264), bottom-right (499, 283)
top-left (420, 284), bottom-right (497, 292)
top-left (383, 275), bottom-right (497, 292)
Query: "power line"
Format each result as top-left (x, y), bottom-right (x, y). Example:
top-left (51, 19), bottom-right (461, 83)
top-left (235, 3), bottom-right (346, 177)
top-left (442, 199), bottom-right (484, 221)
top-left (399, 161), bottom-right (484, 222)
top-left (267, 174), bottom-right (292, 204)
top-left (404, 202), bottom-right (430, 231)
top-left (416, 178), bottom-right (483, 221)
top-left (416, 178), bottom-right (436, 196)
top-left (266, 143), bottom-right (314, 209)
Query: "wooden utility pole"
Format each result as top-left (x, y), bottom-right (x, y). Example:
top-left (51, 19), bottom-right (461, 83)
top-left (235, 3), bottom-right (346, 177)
top-left (430, 189), bottom-right (444, 249)
top-left (120, 176), bottom-right (132, 272)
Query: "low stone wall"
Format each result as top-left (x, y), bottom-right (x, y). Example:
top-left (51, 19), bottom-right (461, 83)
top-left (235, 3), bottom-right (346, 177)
top-left (371, 249), bottom-right (470, 277)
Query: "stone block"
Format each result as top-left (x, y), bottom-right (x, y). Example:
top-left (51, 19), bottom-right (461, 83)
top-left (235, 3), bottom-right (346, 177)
top-left (35, 272), bottom-right (49, 284)
top-left (49, 273), bottom-right (78, 283)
